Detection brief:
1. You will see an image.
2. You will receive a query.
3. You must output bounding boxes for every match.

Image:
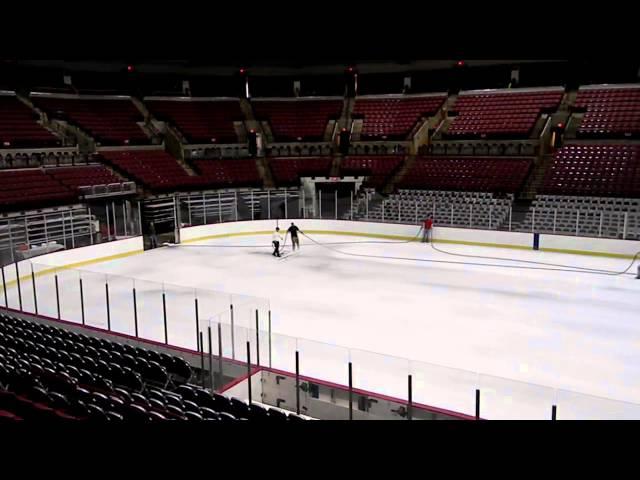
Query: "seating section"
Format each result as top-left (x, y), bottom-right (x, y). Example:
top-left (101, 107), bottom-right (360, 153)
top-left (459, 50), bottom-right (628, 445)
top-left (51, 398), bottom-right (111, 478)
top-left (0, 313), bottom-right (306, 421)
top-left (398, 157), bottom-right (532, 193)
top-left (269, 157), bottom-right (333, 186)
top-left (192, 159), bottom-right (261, 188)
top-left (145, 99), bottom-right (242, 144)
top-left (32, 96), bottom-right (148, 145)
top-left (340, 156), bottom-right (404, 187)
top-left (0, 169), bottom-right (75, 212)
top-left (45, 166), bottom-right (123, 192)
top-left (352, 95), bottom-right (446, 140)
top-left (520, 195), bottom-right (640, 240)
top-left (541, 144), bottom-right (640, 197)
top-left (253, 99), bottom-right (342, 142)
top-left (362, 190), bottom-right (514, 230)
top-left (100, 150), bottom-right (207, 192)
top-left (0, 95), bottom-right (59, 148)
top-left (574, 87), bottom-right (640, 138)
top-left (447, 90), bottom-right (562, 138)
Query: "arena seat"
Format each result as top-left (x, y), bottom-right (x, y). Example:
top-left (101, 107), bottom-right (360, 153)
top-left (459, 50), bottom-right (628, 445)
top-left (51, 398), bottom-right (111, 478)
top-left (269, 157), bottom-right (333, 186)
top-left (0, 95), bottom-right (59, 148)
top-left (145, 98), bottom-right (243, 144)
top-left (192, 158), bottom-right (262, 188)
top-left (574, 86), bottom-right (640, 138)
top-left (340, 155), bottom-right (404, 187)
top-left (352, 94), bottom-right (446, 140)
top-left (252, 98), bottom-right (343, 142)
top-left (0, 169), bottom-right (76, 211)
top-left (447, 89), bottom-right (563, 139)
top-left (31, 95), bottom-right (149, 146)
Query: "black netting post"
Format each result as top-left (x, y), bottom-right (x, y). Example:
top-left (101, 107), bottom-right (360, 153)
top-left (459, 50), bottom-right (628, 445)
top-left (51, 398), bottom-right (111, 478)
top-left (255, 310), bottom-right (260, 367)
top-left (1, 266), bottom-right (7, 307)
top-left (162, 291), bottom-right (168, 344)
top-left (552, 405), bottom-right (557, 421)
top-left (217, 322), bottom-right (223, 390)
top-left (79, 277), bottom-right (85, 325)
top-left (295, 350), bottom-right (300, 415)
top-left (247, 341), bottom-right (252, 405)
top-left (30, 265), bottom-right (38, 315)
top-left (199, 331), bottom-right (205, 389)
top-left (105, 282), bottom-right (111, 331)
top-left (208, 326), bottom-right (213, 392)
top-left (348, 361), bottom-right (353, 421)
top-left (408, 374), bottom-right (413, 421)
top-left (475, 389), bottom-right (481, 420)
top-left (54, 274), bottom-right (60, 319)
top-left (195, 297), bottom-right (200, 351)
top-left (133, 287), bottom-right (138, 337)
top-left (15, 263), bottom-right (22, 311)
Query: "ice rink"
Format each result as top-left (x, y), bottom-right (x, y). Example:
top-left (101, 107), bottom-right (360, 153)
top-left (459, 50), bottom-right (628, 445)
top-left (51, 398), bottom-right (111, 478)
top-left (4, 227), bottom-right (640, 419)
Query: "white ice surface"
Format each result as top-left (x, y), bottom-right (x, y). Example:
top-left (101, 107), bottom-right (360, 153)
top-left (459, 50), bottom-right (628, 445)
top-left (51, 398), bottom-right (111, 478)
top-left (6, 233), bottom-right (640, 419)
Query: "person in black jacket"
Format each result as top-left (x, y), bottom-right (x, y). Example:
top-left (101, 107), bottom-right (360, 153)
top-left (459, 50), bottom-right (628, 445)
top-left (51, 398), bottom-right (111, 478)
top-left (287, 222), bottom-right (303, 251)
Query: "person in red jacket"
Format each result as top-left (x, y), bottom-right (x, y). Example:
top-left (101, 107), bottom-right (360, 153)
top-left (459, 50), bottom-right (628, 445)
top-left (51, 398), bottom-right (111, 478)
top-left (422, 217), bottom-right (433, 243)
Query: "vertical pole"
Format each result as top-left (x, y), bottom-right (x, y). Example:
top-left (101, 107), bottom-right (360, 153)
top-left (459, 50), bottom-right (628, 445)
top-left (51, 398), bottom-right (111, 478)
top-left (70, 210), bottom-right (75, 248)
top-left (137, 201), bottom-right (143, 237)
top-left (208, 326), bottom-right (213, 394)
top-left (382, 200), bottom-right (385, 222)
top-left (268, 310), bottom-right (272, 368)
top-left (268, 189), bottom-right (271, 219)
top-left (199, 331), bottom-right (205, 389)
top-left (112, 201), bottom-right (117, 238)
top-left (335, 189), bottom-right (338, 220)
top-left (217, 322), bottom-right (223, 390)
top-left (105, 281), bottom-right (110, 331)
top-left (475, 389), bottom-right (481, 420)
top-left (319, 190), bottom-right (322, 219)
top-left (79, 277), bottom-right (85, 325)
top-left (88, 207), bottom-right (94, 244)
top-left (247, 341), bottom-right (252, 405)
top-left (285, 188), bottom-right (288, 219)
top-left (489, 205), bottom-right (492, 229)
top-left (230, 304), bottom-right (235, 360)
top-left (1, 266), bottom-right (7, 307)
top-left (350, 190), bottom-right (353, 221)
top-left (532, 208), bottom-right (536, 233)
top-left (415, 201), bottom-right (418, 225)
top-left (106, 203), bottom-right (111, 241)
top-left (295, 350), bottom-right (301, 415)
top-left (553, 209), bottom-right (557, 234)
top-left (348, 361), bottom-right (353, 420)
top-left (15, 262), bottom-right (22, 311)
top-left (8, 220), bottom-right (15, 263)
top-left (302, 187), bottom-right (306, 219)
top-left (623, 212), bottom-right (628, 240)
top-left (234, 191), bottom-right (238, 222)
top-left (218, 192), bottom-right (222, 223)
top-left (123, 202), bottom-right (128, 237)
top-left (188, 197), bottom-right (192, 226)
top-left (408, 374), bottom-right (413, 421)
top-left (365, 191), bottom-right (369, 219)
top-left (133, 286), bottom-right (138, 337)
top-left (195, 297), bottom-right (200, 351)
top-left (251, 190), bottom-right (254, 220)
top-left (162, 289), bottom-right (168, 344)
top-left (599, 211), bottom-right (603, 237)
top-left (508, 206), bottom-right (512, 232)
top-left (255, 310), bottom-right (260, 367)
top-left (43, 214), bottom-right (48, 244)
top-left (469, 203), bottom-right (472, 228)
top-left (576, 210), bottom-right (580, 236)
top-left (31, 264), bottom-right (38, 315)
top-left (398, 197), bottom-right (401, 222)
top-left (203, 193), bottom-right (207, 224)
top-left (450, 204), bottom-right (454, 226)
top-left (432, 201), bottom-right (435, 221)
top-left (54, 274), bottom-right (60, 319)
top-left (551, 405), bottom-right (557, 421)
top-left (61, 211), bottom-right (67, 248)
top-left (24, 218), bottom-right (29, 250)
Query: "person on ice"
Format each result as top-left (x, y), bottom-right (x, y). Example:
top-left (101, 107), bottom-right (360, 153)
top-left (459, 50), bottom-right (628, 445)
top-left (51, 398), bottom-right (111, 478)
top-left (422, 217), bottom-right (433, 243)
top-left (287, 222), bottom-right (303, 251)
top-left (272, 227), bottom-right (283, 257)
